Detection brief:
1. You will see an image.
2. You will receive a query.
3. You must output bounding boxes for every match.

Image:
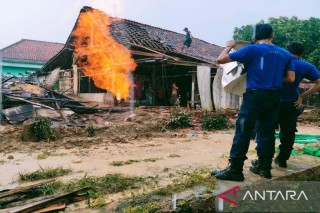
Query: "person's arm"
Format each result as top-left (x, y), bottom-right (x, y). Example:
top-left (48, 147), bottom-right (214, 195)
top-left (283, 70), bottom-right (295, 83)
top-left (216, 40), bottom-right (235, 64)
top-left (295, 78), bottom-right (320, 107)
top-left (283, 57), bottom-right (295, 83)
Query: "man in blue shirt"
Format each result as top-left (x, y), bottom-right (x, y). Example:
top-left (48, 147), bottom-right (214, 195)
top-left (274, 42), bottom-right (320, 167)
top-left (211, 24), bottom-right (295, 181)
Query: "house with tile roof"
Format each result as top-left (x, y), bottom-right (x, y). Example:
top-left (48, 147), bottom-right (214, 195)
top-left (38, 7), bottom-right (236, 110)
top-left (0, 39), bottom-right (64, 78)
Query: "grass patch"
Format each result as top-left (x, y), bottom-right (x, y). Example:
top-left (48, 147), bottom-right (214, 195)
top-left (8, 173), bottom-right (148, 210)
top-left (87, 124), bottom-right (96, 137)
top-left (36, 150), bottom-right (51, 160)
top-left (119, 167), bottom-right (216, 212)
top-left (36, 151), bottom-right (66, 160)
top-left (32, 181), bottom-right (63, 196)
top-left (124, 202), bottom-right (161, 213)
top-left (63, 173), bottom-right (146, 196)
top-left (155, 167), bottom-right (216, 196)
top-left (110, 160), bottom-right (140, 166)
top-left (33, 116), bottom-right (55, 141)
top-left (167, 111), bottom-right (192, 129)
top-left (110, 158), bottom-right (162, 166)
top-left (21, 174), bottom-right (146, 200)
top-left (168, 154), bottom-right (181, 158)
top-left (143, 158), bottom-right (162, 162)
top-left (18, 166), bottom-right (72, 182)
top-left (91, 196), bottom-right (107, 208)
top-left (0, 181), bottom-right (63, 209)
top-left (201, 115), bottom-right (229, 130)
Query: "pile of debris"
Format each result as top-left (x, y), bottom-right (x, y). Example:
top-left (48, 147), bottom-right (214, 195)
top-left (1, 78), bottom-right (102, 126)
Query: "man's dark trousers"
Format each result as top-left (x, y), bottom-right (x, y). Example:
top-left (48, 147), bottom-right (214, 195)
top-left (278, 103), bottom-right (297, 160)
top-left (230, 90), bottom-right (281, 162)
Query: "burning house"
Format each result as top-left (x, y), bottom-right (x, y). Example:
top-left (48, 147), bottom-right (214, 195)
top-left (37, 6), bottom-right (233, 110)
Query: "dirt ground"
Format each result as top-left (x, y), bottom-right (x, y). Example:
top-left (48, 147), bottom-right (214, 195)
top-left (0, 107), bottom-right (320, 211)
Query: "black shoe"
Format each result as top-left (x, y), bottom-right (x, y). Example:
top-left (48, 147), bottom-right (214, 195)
top-left (211, 159), bottom-right (244, 181)
top-left (274, 157), bottom-right (287, 168)
top-left (251, 159), bottom-right (273, 169)
top-left (211, 168), bottom-right (244, 181)
top-left (249, 166), bottom-right (271, 179)
top-left (211, 168), bottom-right (226, 176)
top-left (249, 158), bottom-right (272, 179)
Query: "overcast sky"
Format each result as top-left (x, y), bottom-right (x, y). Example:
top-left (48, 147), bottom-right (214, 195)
top-left (0, 0), bottom-right (319, 49)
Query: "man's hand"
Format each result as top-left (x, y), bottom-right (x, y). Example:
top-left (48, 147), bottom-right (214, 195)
top-left (216, 40), bottom-right (235, 64)
top-left (226, 40), bottom-right (236, 48)
top-left (294, 95), bottom-right (303, 107)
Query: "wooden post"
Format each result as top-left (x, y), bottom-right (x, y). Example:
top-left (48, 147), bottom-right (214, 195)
top-left (73, 64), bottom-right (78, 96)
top-left (152, 69), bottom-right (157, 105)
top-left (191, 72), bottom-right (195, 108)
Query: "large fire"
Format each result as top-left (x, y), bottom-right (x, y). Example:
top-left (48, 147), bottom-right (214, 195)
top-left (72, 8), bottom-right (137, 99)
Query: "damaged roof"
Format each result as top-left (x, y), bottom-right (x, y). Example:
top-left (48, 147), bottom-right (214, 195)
top-left (39, 6), bottom-right (223, 74)
top-left (109, 18), bottom-right (223, 62)
top-left (0, 39), bottom-right (64, 63)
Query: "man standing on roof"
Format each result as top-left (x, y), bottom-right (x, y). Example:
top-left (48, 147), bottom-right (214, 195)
top-left (211, 23), bottom-right (295, 181)
top-left (181, 27), bottom-right (192, 51)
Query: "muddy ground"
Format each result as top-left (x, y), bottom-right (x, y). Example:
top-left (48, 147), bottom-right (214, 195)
top-left (0, 107), bottom-right (320, 212)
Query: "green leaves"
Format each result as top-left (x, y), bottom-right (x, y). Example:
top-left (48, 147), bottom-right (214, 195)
top-left (87, 124), bottom-right (96, 137)
top-left (33, 117), bottom-right (54, 141)
top-left (233, 16), bottom-right (320, 70)
top-left (201, 116), bottom-right (229, 131)
top-left (167, 111), bottom-right (191, 129)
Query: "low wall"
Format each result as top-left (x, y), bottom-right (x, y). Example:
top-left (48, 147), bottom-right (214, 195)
top-left (78, 93), bottom-right (114, 104)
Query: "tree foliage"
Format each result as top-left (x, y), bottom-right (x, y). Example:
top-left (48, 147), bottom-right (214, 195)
top-left (232, 16), bottom-right (320, 69)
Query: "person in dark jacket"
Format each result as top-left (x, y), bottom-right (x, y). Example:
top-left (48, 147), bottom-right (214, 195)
top-left (181, 27), bottom-right (192, 51)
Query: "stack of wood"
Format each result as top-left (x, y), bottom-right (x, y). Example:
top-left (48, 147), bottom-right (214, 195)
top-left (0, 181), bottom-right (90, 213)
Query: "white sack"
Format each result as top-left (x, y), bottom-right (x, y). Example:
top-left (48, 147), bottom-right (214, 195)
top-left (221, 62), bottom-right (246, 97)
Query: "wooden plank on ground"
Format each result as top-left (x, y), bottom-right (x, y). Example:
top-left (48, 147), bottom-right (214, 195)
top-left (33, 203), bottom-right (66, 213)
top-left (0, 180), bottom-right (54, 200)
top-left (8, 187), bottom-right (90, 213)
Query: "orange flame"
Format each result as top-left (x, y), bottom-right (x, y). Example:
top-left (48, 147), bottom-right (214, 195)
top-left (72, 9), bottom-right (137, 99)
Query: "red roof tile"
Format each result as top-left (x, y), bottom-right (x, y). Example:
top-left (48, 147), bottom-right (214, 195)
top-left (0, 39), bottom-right (64, 63)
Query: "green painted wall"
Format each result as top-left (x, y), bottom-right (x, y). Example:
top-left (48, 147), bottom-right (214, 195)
top-left (1, 60), bottom-right (44, 77)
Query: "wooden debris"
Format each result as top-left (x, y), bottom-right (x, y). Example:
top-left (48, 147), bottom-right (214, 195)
top-left (0, 180), bottom-right (55, 200)
top-left (4, 95), bottom-right (55, 110)
top-left (3, 187), bottom-right (90, 213)
top-left (32, 203), bottom-right (66, 213)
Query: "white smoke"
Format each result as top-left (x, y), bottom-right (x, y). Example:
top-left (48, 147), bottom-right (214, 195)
top-left (91, 0), bottom-right (125, 17)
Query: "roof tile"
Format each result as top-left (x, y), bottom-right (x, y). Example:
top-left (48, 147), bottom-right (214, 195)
top-left (0, 39), bottom-right (64, 63)
top-left (109, 18), bottom-right (223, 63)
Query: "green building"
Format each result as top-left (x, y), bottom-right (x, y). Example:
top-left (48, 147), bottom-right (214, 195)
top-left (0, 39), bottom-right (64, 78)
